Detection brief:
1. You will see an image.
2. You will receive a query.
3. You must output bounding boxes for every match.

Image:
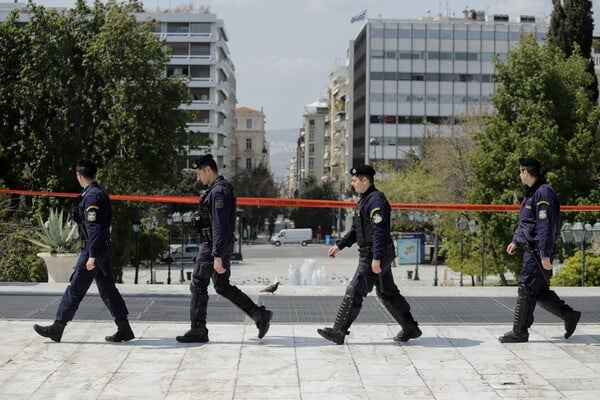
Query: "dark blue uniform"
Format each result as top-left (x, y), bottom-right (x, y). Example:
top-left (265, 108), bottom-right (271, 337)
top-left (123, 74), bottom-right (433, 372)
top-left (56, 182), bottom-right (129, 323)
top-left (190, 176), bottom-right (266, 326)
top-left (321, 183), bottom-right (420, 343)
top-left (500, 176), bottom-right (580, 342)
top-left (513, 179), bottom-right (560, 292)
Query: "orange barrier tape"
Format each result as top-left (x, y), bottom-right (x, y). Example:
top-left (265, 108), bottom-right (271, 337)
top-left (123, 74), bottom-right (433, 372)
top-left (1, 188), bottom-right (599, 212)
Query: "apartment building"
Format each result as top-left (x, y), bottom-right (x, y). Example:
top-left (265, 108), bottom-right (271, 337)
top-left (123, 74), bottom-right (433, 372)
top-left (325, 66), bottom-right (349, 193)
top-left (234, 107), bottom-right (269, 172)
top-left (139, 11), bottom-right (237, 174)
top-left (300, 100), bottom-right (328, 183)
top-left (347, 11), bottom-right (549, 167)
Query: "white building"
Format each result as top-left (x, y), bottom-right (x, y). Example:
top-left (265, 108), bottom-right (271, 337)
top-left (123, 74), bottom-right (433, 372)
top-left (138, 11), bottom-right (237, 175)
top-left (347, 11), bottom-right (549, 167)
top-left (301, 100), bottom-right (328, 181)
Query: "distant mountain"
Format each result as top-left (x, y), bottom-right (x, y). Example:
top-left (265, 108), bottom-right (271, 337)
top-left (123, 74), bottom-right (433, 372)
top-left (266, 128), bottom-right (298, 181)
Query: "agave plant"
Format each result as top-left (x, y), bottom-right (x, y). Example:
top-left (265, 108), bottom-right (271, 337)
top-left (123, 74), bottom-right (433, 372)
top-left (28, 208), bottom-right (78, 253)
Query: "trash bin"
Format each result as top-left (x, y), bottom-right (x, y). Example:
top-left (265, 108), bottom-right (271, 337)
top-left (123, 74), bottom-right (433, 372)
top-left (407, 270), bottom-right (413, 280)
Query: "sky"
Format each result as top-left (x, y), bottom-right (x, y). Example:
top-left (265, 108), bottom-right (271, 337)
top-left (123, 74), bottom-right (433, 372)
top-left (33, 0), bottom-right (600, 131)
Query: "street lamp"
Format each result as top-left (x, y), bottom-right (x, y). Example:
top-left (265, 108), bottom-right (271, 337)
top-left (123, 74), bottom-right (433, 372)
top-left (181, 211), bottom-right (194, 282)
top-left (369, 137), bottom-right (380, 162)
top-left (467, 218), bottom-right (479, 287)
top-left (166, 215), bottom-right (173, 284)
top-left (145, 216), bottom-right (158, 284)
top-left (455, 214), bottom-right (469, 286)
top-left (232, 208), bottom-right (244, 261)
top-left (132, 219), bottom-right (141, 284)
top-left (562, 221), bottom-right (593, 287)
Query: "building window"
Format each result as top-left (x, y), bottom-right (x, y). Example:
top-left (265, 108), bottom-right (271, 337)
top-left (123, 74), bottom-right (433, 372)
top-left (246, 138), bottom-right (252, 150)
top-left (166, 22), bottom-right (189, 34)
top-left (190, 22), bottom-right (211, 34)
top-left (246, 158), bottom-right (252, 170)
top-left (190, 43), bottom-right (210, 57)
top-left (246, 118), bottom-right (253, 129)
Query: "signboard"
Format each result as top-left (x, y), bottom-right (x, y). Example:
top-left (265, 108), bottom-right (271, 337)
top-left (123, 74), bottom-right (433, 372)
top-left (396, 233), bottom-right (426, 264)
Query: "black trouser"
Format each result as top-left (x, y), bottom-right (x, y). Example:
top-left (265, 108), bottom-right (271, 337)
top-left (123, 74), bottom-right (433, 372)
top-left (346, 244), bottom-right (411, 319)
top-left (56, 247), bottom-right (128, 323)
top-left (190, 242), bottom-right (257, 322)
top-left (518, 252), bottom-right (572, 329)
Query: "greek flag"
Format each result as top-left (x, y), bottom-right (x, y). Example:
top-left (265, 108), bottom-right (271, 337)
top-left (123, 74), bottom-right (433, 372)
top-left (350, 9), bottom-right (367, 23)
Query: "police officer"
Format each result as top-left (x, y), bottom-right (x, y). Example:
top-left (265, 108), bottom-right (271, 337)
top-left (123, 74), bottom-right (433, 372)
top-left (34, 160), bottom-right (134, 343)
top-left (317, 165), bottom-right (421, 345)
top-left (499, 157), bottom-right (581, 343)
top-left (176, 154), bottom-right (273, 343)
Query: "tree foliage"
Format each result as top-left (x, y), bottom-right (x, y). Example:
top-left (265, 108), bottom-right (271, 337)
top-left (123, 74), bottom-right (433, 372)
top-left (548, 0), bottom-right (598, 102)
top-left (551, 250), bottom-right (600, 286)
top-left (291, 176), bottom-right (337, 236)
top-left (0, 0), bottom-right (191, 199)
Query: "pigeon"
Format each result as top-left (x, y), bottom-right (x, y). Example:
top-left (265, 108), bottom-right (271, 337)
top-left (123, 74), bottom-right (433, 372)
top-left (260, 281), bottom-right (280, 294)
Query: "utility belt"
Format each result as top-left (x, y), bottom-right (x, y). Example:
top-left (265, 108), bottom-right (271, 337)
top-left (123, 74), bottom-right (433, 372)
top-left (358, 241), bottom-right (395, 258)
top-left (80, 237), bottom-right (112, 250)
top-left (200, 228), bottom-right (213, 244)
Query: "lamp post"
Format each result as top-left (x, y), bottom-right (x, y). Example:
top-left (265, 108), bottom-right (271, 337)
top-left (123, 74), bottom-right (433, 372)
top-left (181, 211), bottom-right (194, 282)
top-left (145, 216), bottom-right (157, 284)
top-left (467, 218), bottom-right (479, 286)
top-left (455, 215), bottom-right (469, 286)
top-left (166, 215), bottom-right (173, 284)
top-left (369, 137), bottom-right (380, 162)
top-left (562, 222), bottom-right (593, 287)
top-left (171, 211), bottom-right (184, 283)
top-left (132, 219), bottom-right (141, 284)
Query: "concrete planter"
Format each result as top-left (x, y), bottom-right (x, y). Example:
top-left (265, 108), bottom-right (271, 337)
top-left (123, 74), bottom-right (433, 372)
top-left (37, 252), bottom-right (79, 283)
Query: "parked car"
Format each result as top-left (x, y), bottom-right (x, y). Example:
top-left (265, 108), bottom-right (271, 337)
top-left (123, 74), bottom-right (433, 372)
top-left (162, 244), bottom-right (199, 263)
top-left (270, 228), bottom-right (313, 246)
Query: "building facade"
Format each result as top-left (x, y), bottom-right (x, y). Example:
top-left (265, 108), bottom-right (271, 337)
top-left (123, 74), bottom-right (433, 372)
top-left (348, 11), bottom-right (549, 167)
top-left (325, 66), bottom-right (349, 193)
top-left (139, 11), bottom-right (237, 175)
top-left (233, 107), bottom-right (269, 172)
top-left (301, 100), bottom-right (328, 183)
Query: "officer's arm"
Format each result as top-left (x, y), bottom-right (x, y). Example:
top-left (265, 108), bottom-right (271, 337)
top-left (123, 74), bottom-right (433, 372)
top-left (370, 205), bottom-right (389, 260)
top-left (83, 194), bottom-right (102, 258)
top-left (210, 191), bottom-right (232, 257)
top-left (336, 221), bottom-right (356, 250)
top-left (535, 197), bottom-right (555, 258)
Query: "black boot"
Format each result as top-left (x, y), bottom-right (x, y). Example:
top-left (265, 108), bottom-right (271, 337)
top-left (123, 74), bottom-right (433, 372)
top-left (537, 290), bottom-right (581, 339)
top-left (105, 320), bottom-right (135, 342)
top-left (499, 284), bottom-right (531, 343)
top-left (376, 291), bottom-right (422, 343)
top-left (176, 321), bottom-right (209, 343)
top-left (564, 310), bottom-right (581, 339)
top-left (252, 305), bottom-right (273, 339)
top-left (317, 294), bottom-right (362, 345)
top-left (33, 320), bottom-right (66, 342)
top-left (392, 312), bottom-right (422, 343)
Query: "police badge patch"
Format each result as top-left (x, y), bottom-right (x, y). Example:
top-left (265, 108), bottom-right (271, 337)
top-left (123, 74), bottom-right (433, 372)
top-left (87, 211), bottom-right (97, 222)
top-left (215, 197), bottom-right (224, 209)
top-left (539, 210), bottom-right (547, 220)
top-left (372, 213), bottom-right (383, 224)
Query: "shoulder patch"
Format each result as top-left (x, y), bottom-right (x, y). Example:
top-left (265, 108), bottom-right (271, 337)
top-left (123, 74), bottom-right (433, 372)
top-left (536, 200), bottom-right (550, 206)
top-left (215, 197), bottom-right (224, 209)
top-left (372, 213), bottom-right (383, 224)
top-left (369, 207), bottom-right (381, 218)
top-left (87, 210), bottom-right (97, 222)
top-left (538, 210), bottom-right (548, 220)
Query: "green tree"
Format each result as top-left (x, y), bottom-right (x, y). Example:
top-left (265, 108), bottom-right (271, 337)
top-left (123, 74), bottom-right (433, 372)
top-left (469, 34), bottom-right (600, 282)
top-left (231, 165), bottom-right (280, 239)
top-left (548, 0), bottom-right (598, 102)
top-left (0, 1), bottom-right (192, 279)
top-left (291, 176), bottom-right (337, 236)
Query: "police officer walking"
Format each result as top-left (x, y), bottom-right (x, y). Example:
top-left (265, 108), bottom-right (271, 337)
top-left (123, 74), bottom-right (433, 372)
top-left (33, 160), bottom-right (134, 343)
top-left (176, 154), bottom-right (273, 343)
top-left (499, 157), bottom-right (581, 343)
top-left (317, 165), bottom-right (421, 345)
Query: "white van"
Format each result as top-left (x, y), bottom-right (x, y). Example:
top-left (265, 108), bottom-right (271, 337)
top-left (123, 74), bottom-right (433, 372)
top-left (162, 244), bottom-right (199, 263)
top-left (270, 228), bottom-right (313, 246)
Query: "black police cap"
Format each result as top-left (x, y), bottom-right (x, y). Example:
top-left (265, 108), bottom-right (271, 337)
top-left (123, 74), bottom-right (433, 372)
top-left (192, 154), bottom-right (214, 169)
top-left (519, 157), bottom-right (541, 169)
top-left (350, 164), bottom-right (376, 177)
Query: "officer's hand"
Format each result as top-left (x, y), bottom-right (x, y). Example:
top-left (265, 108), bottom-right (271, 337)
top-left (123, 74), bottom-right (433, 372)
top-left (213, 257), bottom-right (226, 274)
top-left (506, 242), bottom-right (518, 255)
top-left (328, 245), bottom-right (340, 258)
top-left (86, 257), bottom-right (96, 271)
top-left (371, 259), bottom-right (381, 274)
top-left (541, 257), bottom-right (553, 271)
